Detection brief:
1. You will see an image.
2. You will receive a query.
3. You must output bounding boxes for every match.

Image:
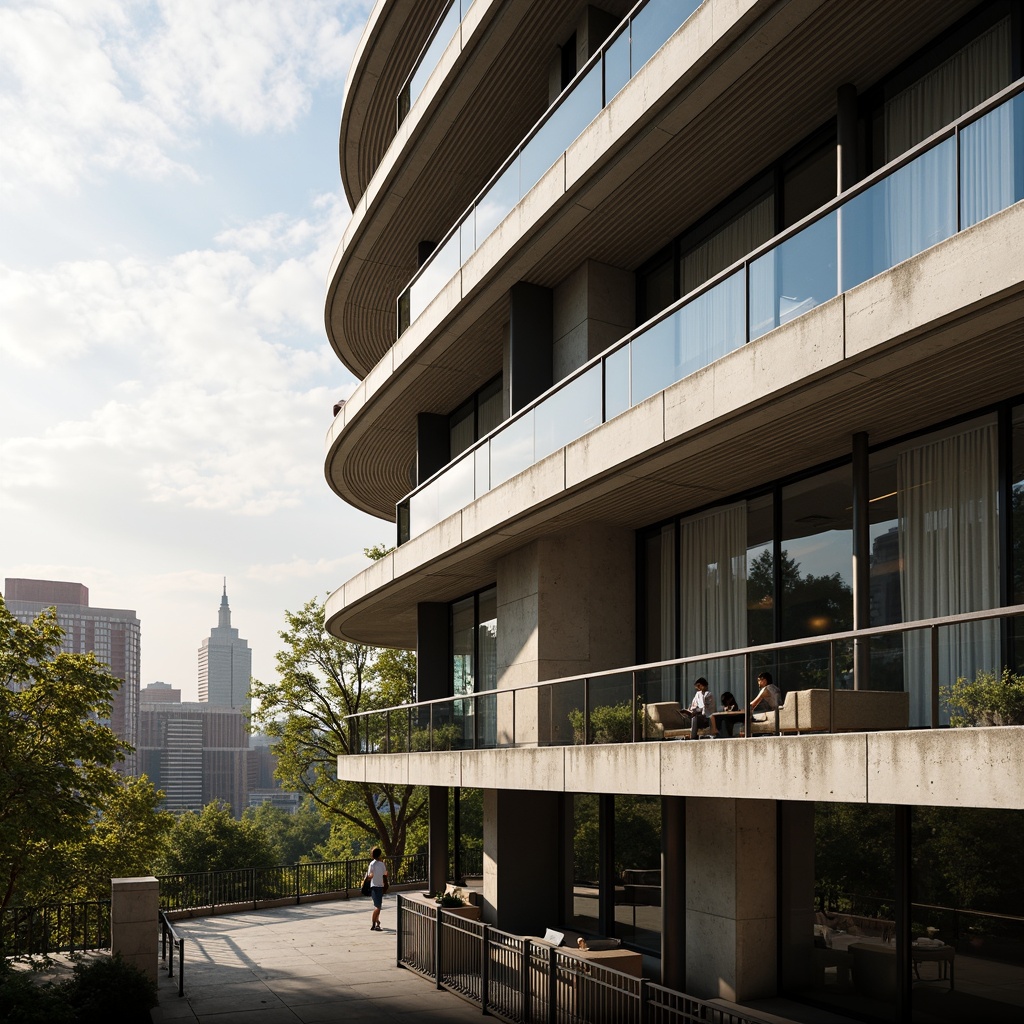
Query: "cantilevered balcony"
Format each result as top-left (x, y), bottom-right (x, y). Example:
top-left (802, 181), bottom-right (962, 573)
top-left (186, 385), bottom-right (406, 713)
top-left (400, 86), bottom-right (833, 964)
top-left (395, 80), bottom-right (1024, 546)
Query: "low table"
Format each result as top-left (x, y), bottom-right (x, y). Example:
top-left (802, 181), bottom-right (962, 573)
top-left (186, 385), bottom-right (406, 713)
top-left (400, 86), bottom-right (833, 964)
top-left (911, 943), bottom-right (955, 988)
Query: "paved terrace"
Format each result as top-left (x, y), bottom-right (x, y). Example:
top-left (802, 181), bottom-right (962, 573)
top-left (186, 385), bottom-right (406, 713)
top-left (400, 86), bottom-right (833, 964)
top-left (152, 898), bottom-right (481, 1024)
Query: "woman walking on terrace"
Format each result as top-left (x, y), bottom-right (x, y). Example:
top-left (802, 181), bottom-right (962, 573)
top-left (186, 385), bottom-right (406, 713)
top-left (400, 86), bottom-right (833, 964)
top-left (365, 847), bottom-right (389, 931)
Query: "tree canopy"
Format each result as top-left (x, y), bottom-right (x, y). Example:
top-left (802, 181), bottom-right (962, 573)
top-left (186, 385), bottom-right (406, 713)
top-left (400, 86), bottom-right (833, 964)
top-left (248, 596), bottom-right (426, 860)
top-left (0, 596), bottom-right (137, 909)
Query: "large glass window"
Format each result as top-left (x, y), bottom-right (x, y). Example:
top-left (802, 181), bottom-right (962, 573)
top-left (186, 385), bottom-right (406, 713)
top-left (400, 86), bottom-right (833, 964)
top-left (450, 376), bottom-right (503, 459)
top-left (614, 795), bottom-right (661, 954)
top-left (571, 793), bottom-right (601, 934)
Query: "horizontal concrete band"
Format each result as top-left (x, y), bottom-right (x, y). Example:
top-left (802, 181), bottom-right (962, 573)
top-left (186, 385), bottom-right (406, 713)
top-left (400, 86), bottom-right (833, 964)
top-left (326, 201), bottom-right (1024, 646)
top-left (337, 726), bottom-right (1024, 810)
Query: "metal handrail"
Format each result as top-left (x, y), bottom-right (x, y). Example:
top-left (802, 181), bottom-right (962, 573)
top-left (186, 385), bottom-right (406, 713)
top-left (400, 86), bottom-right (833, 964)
top-left (159, 910), bottom-right (185, 998)
top-left (394, 73), bottom-right (1024, 543)
top-left (347, 603), bottom-right (1024, 750)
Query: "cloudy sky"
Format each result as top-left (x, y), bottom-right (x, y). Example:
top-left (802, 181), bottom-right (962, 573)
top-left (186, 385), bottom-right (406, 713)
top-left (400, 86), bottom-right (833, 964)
top-left (0, 0), bottom-right (387, 699)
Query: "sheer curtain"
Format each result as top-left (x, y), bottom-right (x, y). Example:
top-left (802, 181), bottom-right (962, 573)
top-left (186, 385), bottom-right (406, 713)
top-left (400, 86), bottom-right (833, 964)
top-left (898, 422), bottom-right (1000, 726)
top-left (685, 194), bottom-right (774, 346)
top-left (882, 19), bottom-right (1010, 276)
top-left (884, 18), bottom-right (1010, 161)
top-left (679, 502), bottom-right (748, 696)
top-left (961, 90), bottom-right (1022, 229)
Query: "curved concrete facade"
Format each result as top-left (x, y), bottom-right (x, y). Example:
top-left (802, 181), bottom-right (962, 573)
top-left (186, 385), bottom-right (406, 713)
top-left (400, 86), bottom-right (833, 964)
top-left (325, 1), bottom-right (1024, 1012)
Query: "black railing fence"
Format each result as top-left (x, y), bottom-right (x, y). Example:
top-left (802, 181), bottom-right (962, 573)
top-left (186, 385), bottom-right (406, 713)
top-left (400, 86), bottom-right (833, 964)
top-left (396, 894), bottom-right (768, 1024)
top-left (0, 899), bottom-right (111, 958)
top-left (157, 853), bottom-right (429, 913)
top-left (1, 855), bottom-right (429, 957)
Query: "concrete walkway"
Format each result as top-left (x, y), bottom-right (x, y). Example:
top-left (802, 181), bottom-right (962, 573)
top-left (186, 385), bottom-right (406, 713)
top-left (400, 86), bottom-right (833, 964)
top-left (153, 898), bottom-right (482, 1024)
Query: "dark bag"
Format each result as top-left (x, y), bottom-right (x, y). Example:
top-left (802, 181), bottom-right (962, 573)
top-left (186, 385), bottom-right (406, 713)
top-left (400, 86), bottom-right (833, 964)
top-left (361, 877), bottom-right (371, 897)
top-left (382, 876), bottom-right (389, 893)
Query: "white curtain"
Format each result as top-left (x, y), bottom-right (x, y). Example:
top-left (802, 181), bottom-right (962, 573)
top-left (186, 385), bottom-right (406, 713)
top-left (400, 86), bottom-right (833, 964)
top-left (685, 193), bottom-right (775, 344)
top-left (898, 422), bottom-right (1000, 726)
top-left (679, 502), bottom-right (748, 696)
top-left (884, 18), bottom-right (1010, 161)
top-left (961, 94), bottom-right (1019, 229)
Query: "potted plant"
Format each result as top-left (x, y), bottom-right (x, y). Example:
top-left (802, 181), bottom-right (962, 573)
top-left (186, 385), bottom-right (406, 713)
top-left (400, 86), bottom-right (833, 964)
top-left (942, 667), bottom-right (1024, 727)
top-left (433, 889), bottom-right (481, 920)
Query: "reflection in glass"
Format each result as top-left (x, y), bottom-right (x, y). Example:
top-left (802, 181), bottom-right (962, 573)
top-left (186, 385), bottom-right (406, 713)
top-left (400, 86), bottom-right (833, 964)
top-left (614, 795), bottom-right (661, 953)
top-left (452, 596), bottom-right (475, 696)
top-left (409, 229), bottom-right (461, 324)
top-left (572, 794), bottom-right (600, 933)
top-left (603, 27), bottom-right (630, 105)
top-left (961, 91), bottom-right (1024, 229)
top-left (841, 139), bottom-right (956, 292)
top-left (534, 365), bottom-right (601, 461)
top-left (489, 410), bottom-right (534, 488)
top-left (521, 62), bottom-right (602, 194)
top-left (630, 0), bottom-right (699, 74)
top-left (474, 158), bottom-right (520, 244)
top-left (604, 345), bottom-right (630, 421)
top-left (436, 452), bottom-right (475, 524)
top-left (749, 210), bottom-right (837, 340)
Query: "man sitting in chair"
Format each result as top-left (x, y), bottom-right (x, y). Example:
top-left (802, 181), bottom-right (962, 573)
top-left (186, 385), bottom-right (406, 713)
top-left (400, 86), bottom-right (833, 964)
top-left (680, 677), bottom-right (716, 739)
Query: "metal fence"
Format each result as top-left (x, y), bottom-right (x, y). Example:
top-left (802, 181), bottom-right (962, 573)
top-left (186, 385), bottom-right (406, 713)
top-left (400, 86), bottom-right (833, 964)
top-left (0, 899), bottom-right (111, 958)
top-left (396, 895), bottom-right (768, 1024)
top-left (157, 853), bottom-right (428, 913)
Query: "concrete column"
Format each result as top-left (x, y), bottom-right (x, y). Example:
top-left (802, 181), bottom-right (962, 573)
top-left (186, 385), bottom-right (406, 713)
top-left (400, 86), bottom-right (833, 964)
top-left (778, 801), bottom-right (816, 992)
top-left (685, 798), bottom-right (777, 1001)
top-left (509, 282), bottom-right (553, 415)
top-left (416, 412), bottom-right (449, 486)
top-left (553, 260), bottom-right (635, 382)
top-left (661, 796), bottom-right (686, 990)
top-left (428, 786), bottom-right (449, 896)
top-left (417, 602), bottom-right (449, 701)
top-left (483, 789), bottom-right (561, 935)
top-left (110, 876), bottom-right (159, 984)
top-left (496, 524), bottom-right (635, 745)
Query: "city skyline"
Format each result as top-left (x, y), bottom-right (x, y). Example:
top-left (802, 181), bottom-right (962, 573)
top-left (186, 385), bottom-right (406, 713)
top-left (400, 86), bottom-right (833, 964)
top-left (0, 1), bottom-right (385, 698)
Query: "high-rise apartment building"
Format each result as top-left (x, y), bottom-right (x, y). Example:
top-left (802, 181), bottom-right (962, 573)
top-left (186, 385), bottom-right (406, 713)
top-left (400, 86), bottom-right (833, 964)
top-left (4, 577), bottom-right (141, 775)
top-left (198, 582), bottom-right (252, 714)
top-left (137, 681), bottom-right (249, 815)
top-left (322, 2), bottom-right (1024, 1021)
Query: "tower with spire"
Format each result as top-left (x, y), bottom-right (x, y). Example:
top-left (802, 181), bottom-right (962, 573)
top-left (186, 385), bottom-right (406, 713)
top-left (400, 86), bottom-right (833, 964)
top-left (197, 580), bottom-right (252, 714)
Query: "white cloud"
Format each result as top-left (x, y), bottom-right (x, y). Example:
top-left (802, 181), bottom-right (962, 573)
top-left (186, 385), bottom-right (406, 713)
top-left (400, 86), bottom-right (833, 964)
top-left (0, 191), bottom-right (355, 517)
top-left (0, 0), bottom-right (366, 201)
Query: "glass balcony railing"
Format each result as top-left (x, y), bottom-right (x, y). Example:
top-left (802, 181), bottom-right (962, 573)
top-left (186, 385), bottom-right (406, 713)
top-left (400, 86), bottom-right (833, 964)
top-left (397, 0), bottom-right (704, 335)
top-left (397, 0), bottom-right (475, 129)
top-left (345, 604), bottom-right (1024, 753)
top-left (395, 80), bottom-right (1024, 546)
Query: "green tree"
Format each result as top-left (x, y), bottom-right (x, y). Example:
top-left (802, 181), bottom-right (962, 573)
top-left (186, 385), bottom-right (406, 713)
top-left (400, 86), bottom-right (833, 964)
top-left (249, 596), bottom-right (426, 860)
top-left (242, 798), bottom-right (332, 864)
top-left (0, 596), bottom-right (130, 910)
top-left (156, 800), bottom-right (277, 874)
top-left (67, 775), bottom-right (174, 900)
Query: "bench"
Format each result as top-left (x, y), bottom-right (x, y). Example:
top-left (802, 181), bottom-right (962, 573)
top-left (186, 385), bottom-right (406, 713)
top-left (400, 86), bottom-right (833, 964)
top-left (748, 688), bottom-right (909, 734)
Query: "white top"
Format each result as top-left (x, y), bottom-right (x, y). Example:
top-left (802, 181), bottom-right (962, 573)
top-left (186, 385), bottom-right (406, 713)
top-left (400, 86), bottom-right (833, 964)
top-left (366, 859), bottom-right (388, 887)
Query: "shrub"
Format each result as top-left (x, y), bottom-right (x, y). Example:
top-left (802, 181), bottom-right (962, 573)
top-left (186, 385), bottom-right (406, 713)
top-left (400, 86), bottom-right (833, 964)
top-left (942, 668), bottom-right (1024, 727)
top-left (0, 958), bottom-right (74, 1024)
top-left (61, 954), bottom-right (157, 1024)
top-left (434, 891), bottom-right (469, 908)
top-left (568, 701), bottom-right (640, 744)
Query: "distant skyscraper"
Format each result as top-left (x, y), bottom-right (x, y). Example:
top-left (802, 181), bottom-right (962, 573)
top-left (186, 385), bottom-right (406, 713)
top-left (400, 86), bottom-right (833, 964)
top-left (3, 578), bottom-right (141, 775)
top-left (198, 581), bottom-right (252, 714)
top-left (138, 681), bottom-right (249, 814)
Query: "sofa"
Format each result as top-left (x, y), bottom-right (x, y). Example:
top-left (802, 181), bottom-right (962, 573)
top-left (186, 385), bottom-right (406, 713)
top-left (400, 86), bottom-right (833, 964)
top-left (748, 688), bottom-right (909, 734)
top-left (643, 702), bottom-right (709, 739)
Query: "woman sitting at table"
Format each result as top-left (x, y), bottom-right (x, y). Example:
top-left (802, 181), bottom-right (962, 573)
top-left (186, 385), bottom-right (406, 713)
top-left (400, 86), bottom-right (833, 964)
top-left (710, 691), bottom-right (744, 737)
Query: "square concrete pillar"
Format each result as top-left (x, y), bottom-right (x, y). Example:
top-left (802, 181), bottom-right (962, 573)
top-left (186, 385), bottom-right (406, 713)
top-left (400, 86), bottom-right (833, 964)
top-left (483, 789), bottom-right (561, 935)
top-left (111, 876), bottom-right (159, 984)
top-left (684, 798), bottom-right (777, 1001)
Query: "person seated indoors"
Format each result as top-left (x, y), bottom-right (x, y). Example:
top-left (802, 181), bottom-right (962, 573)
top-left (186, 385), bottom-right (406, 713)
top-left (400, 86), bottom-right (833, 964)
top-left (680, 677), bottom-right (716, 739)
